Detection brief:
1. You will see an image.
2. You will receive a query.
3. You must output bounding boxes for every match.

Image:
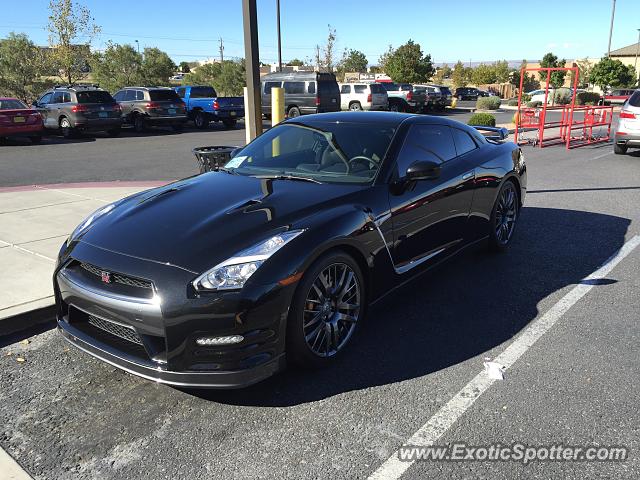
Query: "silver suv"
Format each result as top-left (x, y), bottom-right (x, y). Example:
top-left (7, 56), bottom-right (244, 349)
top-left (33, 85), bottom-right (122, 138)
top-left (113, 87), bottom-right (188, 132)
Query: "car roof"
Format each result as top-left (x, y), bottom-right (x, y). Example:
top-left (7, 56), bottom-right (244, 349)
top-left (284, 111), bottom-right (474, 129)
top-left (120, 86), bottom-right (173, 90)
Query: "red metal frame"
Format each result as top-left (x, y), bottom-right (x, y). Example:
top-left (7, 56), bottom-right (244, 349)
top-left (513, 67), bottom-right (613, 149)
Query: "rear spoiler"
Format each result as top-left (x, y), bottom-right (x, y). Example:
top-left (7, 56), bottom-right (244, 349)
top-left (470, 125), bottom-right (509, 141)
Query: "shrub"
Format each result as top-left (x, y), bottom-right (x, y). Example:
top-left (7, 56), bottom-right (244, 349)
top-left (476, 96), bottom-right (501, 110)
top-left (521, 93), bottom-right (531, 102)
top-left (575, 91), bottom-right (601, 106)
top-left (468, 113), bottom-right (496, 127)
top-left (526, 100), bottom-right (542, 108)
top-left (507, 99), bottom-right (519, 106)
top-left (553, 90), bottom-right (571, 105)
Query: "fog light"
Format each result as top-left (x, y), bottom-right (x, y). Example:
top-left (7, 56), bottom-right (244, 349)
top-left (195, 335), bottom-right (244, 346)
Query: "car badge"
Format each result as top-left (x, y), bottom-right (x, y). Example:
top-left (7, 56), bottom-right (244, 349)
top-left (100, 271), bottom-right (112, 283)
top-left (100, 106), bottom-right (105, 110)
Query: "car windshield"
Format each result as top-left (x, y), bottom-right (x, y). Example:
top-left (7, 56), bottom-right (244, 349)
top-left (149, 90), bottom-right (181, 101)
top-left (76, 91), bottom-right (114, 104)
top-left (225, 122), bottom-right (397, 184)
top-left (0, 99), bottom-right (27, 109)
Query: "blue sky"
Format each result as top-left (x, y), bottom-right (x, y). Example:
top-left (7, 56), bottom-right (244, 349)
top-left (1, 0), bottom-right (639, 65)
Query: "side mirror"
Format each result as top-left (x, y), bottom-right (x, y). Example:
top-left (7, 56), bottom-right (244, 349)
top-left (230, 147), bottom-right (241, 158)
top-left (405, 160), bottom-right (441, 181)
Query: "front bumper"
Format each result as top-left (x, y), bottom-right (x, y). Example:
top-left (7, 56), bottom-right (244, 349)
top-left (54, 242), bottom-right (293, 388)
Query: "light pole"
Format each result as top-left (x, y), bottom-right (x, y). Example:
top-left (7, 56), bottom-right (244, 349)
top-left (135, 39), bottom-right (139, 54)
top-left (607, 0), bottom-right (616, 57)
top-left (242, 0), bottom-right (263, 141)
top-left (276, 0), bottom-right (282, 72)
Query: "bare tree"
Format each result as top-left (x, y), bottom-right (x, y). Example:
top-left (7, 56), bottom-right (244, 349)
top-left (322, 25), bottom-right (336, 73)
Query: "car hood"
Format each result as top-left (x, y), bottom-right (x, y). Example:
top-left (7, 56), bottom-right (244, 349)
top-left (77, 172), bottom-right (364, 273)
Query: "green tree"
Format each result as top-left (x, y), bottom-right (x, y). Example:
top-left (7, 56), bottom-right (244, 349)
top-left (0, 33), bottom-right (52, 102)
top-left (539, 52), bottom-right (567, 88)
top-left (471, 63), bottom-right (497, 85)
top-left (90, 43), bottom-right (143, 92)
top-left (433, 63), bottom-right (452, 84)
top-left (47, 0), bottom-right (100, 84)
top-left (493, 60), bottom-right (510, 83)
top-left (510, 60), bottom-right (539, 92)
top-left (378, 44), bottom-right (394, 71)
top-left (589, 57), bottom-right (636, 91)
top-left (573, 58), bottom-right (593, 86)
top-left (183, 60), bottom-right (245, 96)
top-left (381, 40), bottom-right (433, 84)
top-left (451, 60), bottom-right (468, 88)
top-left (287, 58), bottom-right (304, 66)
top-left (141, 47), bottom-right (176, 86)
top-left (179, 61), bottom-right (191, 73)
top-left (336, 48), bottom-right (368, 81)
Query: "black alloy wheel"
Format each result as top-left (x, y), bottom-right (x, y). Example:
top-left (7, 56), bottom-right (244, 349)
top-left (489, 180), bottom-right (518, 251)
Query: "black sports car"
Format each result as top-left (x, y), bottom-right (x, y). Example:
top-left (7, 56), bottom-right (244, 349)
top-left (54, 112), bottom-right (526, 388)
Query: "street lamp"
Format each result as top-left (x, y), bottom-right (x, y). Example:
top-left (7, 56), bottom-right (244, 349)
top-left (276, 0), bottom-right (282, 72)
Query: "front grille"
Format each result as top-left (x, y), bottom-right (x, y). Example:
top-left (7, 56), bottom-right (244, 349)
top-left (80, 262), bottom-right (153, 290)
top-left (87, 314), bottom-right (143, 345)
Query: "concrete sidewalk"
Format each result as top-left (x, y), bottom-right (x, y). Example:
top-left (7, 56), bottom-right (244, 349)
top-left (0, 181), bottom-right (168, 327)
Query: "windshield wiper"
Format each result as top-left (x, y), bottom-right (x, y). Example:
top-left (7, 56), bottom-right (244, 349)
top-left (217, 167), bottom-right (238, 175)
top-left (256, 174), bottom-right (322, 184)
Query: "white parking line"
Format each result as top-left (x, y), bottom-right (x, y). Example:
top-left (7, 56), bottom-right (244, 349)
top-left (0, 447), bottom-right (33, 480)
top-left (368, 235), bottom-right (640, 480)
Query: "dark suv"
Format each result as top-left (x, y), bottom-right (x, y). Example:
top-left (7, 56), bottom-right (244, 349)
top-left (261, 71), bottom-right (340, 118)
top-left (113, 87), bottom-right (188, 132)
top-left (33, 85), bottom-right (122, 138)
top-left (454, 87), bottom-right (482, 101)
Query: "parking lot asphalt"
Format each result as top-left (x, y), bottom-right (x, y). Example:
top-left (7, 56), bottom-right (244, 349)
top-left (1, 131), bottom-right (639, 479)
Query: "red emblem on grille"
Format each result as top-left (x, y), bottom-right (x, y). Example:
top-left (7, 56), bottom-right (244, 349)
top-left (100, 271), bottom-right (112, 283)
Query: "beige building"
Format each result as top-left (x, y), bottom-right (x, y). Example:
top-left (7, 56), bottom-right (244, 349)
top-left (609, 41), bottom-right (640, 83)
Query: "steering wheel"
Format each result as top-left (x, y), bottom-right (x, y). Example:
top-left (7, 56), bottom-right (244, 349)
top-left (347, 155), bottom-right (378, 173)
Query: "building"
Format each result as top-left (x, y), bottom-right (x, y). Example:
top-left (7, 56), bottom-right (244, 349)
top-left (609, 42), bottom-right (640, 84)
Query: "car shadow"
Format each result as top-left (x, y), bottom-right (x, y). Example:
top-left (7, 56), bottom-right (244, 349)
top-left (0, 135), bottom-right (96, 146)
top-left (185, 206), bottom-right (631, 406)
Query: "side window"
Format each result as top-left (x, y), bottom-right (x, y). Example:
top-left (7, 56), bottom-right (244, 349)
top-left (451, 128), bottom-right (477, 156)
top-left (124, 90), bottom-right (137, 101)
top-left (62, 92), bottom-right (71, 103)
top-left (354, 85), bottom-right (366, 94)
top-left (341, 85), bottom-right (351, 94)
top-left (136, 90), bottom-right (145, 100)
top-left (113, 91), bottom-right (124, 101)
top-left (51, 91), bottom-right (64, 103)
top-left (395, 124), bottom-right (456, 176)
top-left (283, 81), bottom-right (305, 94)
top-left (176, 88), bottom-right (185, 98)
top-left (307, 82), bottom-right (316, 94)
top-left (628, 91), bottom-right (640, 107)
top-left (264, 81), bottom-right (281, 94)
top-left (39, 92), bottom-right (53, 105)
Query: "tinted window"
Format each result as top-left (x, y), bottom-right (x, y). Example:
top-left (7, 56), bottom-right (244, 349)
top-left (354, 85), bottom-right (366, 94)
top-left (396, 124), bottom-right (456, 175)
top-left (440, 87), bottom-right (451, 95)
top-left (124, 90), bottom-right (137, 101)
top-left (307, 82), bottom-right (315, 94)
top-left (381, 83), bottom-right (398, 91)
top-left (263, 81), bottom-right (281, 94)
top-left (451, 128), bottom-right (477, 156)
top-left (341, 84), bottom-right (351, 94)
top-left (0, 99), bottom-right (27, 109)
top-left (629, 91), bottom-right (640, 107)
top-left (62, 92), bottom-right (71, 103)
top-left (136, 90), bottom-right (145, 100)
top-left (190, 86), bottom-right (217, 98)
top-left (76, 91), bottom-right (114, 104)
top-left (150, 90), bottom-right (180, 101)
top-left (318, 81), bottom-right (339, 95)
top-left (176, 88), bottom-right (185, 98)
top-left (113, 91), bottom-right (125, 101)
top-left (369, 83), bottom-right (385, 94)
top-left (39, 92), bottom-right (53, 104)
top-left (51, 91), bottom-right (65, 103)
top-left (284, 81), bottom-right (305, 94)
top-left (400, 84), bottom-right (412, 91)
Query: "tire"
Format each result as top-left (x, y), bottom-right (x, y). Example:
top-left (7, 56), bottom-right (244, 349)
top-left (287, 106), bottom-right (301, 118)
top-left (488, 180), bottom-right (519, 252)
top-left (194, 111), bottom-right (209, 129)
top-left (349, 102), bottom-right (363, 111)
top-left (287, 251), bottom-right (366, 368)
top-left (29, 135), bottom-right (42, 144)
top-left (107, 128), bottom-right (121, 137)
top-left (222, 118), bottom-right (237, 129)
top-left (171, 124), bottom-right (184, 132)
top-left (59, 117), bottom-right (75, 139)
top-left (133, 114), bottom-right (147, 133)
top-left (614, 143), bottom-right (627, 155)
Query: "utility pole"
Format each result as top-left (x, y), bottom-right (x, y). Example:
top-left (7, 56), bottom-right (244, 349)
top-left (219, 37), bottom-right (224, 63)
top-left (242, 0), bottom-right (262, 141)
top-left (135, 39), bottom-right (139, 54)
top-left (607, 0), bottom-right (616, 57)
top-left (315, 45), bottom-right (321, 71)
top-left (276, 0), bottom-right (282, 72)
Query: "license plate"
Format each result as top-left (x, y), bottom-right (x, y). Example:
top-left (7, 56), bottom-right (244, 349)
top-left (13, 116), bottom-right (26, 123)
top-left (230, 111), bottom-right (236, 116)
top-left (99, 112), bottom-right (108, 118)
top-left (168, 109), bottom-right (176, 115)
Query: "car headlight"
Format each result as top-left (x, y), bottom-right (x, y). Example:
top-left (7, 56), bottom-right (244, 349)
top-left (193, 229), bottom-right (305, 291)
top-left (67, 202), bottom-right (118, 245)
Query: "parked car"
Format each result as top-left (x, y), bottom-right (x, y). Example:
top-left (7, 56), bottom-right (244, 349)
top-left (614, 90), bottom-right (640, 155)
top-left (175, 85), bottom-right (244, 129)
top-left (378, 82), bottom-right (426, 112)
top-left (113, 87), bottom-right (188, 132)
top-left (0, 97), bottom-right (43, 144)
top-left (262, 71), bottom-right (341, 118)
top-left (33, 85), bottom-right (122, 138)
top-left (526, 89), bottom-right (557, 105)
top-left (455, 87), bottom-right (483, 101)
top-left (54, 111), bottom-right (526, 389)
top-left (414, 84), bottom-right (451, 111)
top-left (338, 82), bottom-right (388, 111)
top-left (601, 88), bottom-right (637, 106)
top-left (170, 74), bottom-right (185, 81)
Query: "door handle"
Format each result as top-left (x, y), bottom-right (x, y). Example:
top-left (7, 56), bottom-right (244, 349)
top-left (462, 171), bottom-right (474, 180)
